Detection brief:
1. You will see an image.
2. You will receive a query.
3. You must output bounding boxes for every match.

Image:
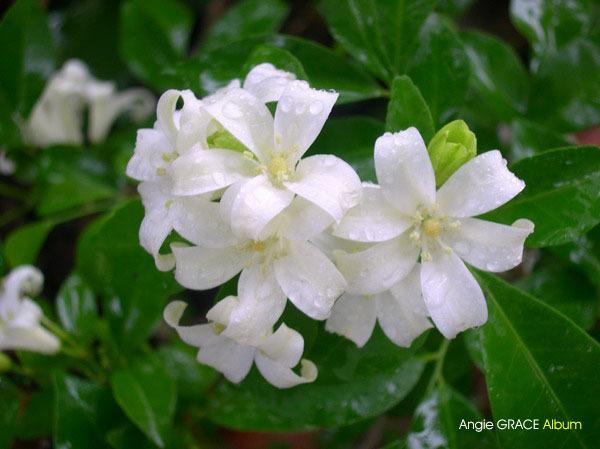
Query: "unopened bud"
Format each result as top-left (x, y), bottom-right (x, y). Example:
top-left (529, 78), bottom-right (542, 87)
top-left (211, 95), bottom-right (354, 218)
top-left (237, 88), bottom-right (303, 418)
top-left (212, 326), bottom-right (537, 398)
top-left (427, 120), bottom-right (477, 186)
top-left (207, 129), bottom-right (248, 153)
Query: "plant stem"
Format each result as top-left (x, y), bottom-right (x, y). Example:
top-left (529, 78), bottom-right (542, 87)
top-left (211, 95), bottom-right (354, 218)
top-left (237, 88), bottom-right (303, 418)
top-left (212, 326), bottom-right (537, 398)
top-left (425, 339), bottom-right (450, 394)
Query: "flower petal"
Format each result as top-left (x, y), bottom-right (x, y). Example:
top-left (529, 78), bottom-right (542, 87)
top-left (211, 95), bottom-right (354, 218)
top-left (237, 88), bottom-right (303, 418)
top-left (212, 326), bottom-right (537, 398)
top-left (379, 266), bottom-right (432, 347)
top-left (436, 150), bottom-right (525, 217)
top-left (171, 148), bottom-right (256, 196)
top-left (334, 233), bottom-right (419, 295)
top-left (172, 245), bottom-right (248, 290)
top-left (203, 86), bottom-right (273, 162)
top-left (374, 129), bottom-right (436, 215)
top-left (274, 241), bottom-right (346, 320)
top-left (325, 293), bottom-right (377, 347)
top-left (333, 184), bottom-right (412, 242)
top-left (443, 218), bottom-right (534, 272)
top-left (227, 174), bottom-right (295, 240)
top-left (273, 196), bottom-right (335, 242)
top-left (198, 338), bottom-right (256, 383)
top-left (0, 325), bottom-right (60, 354)
top-left (421, 249), bottom-right (487, 339)
top-left (255, 354), bottom-right (318, 388)
top-left (223, 264), bottom-right (287, 344)
top-left (273, 81), bottom-right (338, 163)
top-left (258, 323), bottom-right (304, 367)
top-left (284, 155), bottom-right (362, 222)
top-left (126, 128), bottom-right (172, 182)
top-left (243, 63), bottom-right (296, 103)
top-left (156, 89), bottom-right (182, 143)
top-left (138, 181), bottom-right (173, 266)
top-left (163, 301), bottom-right (221, 347)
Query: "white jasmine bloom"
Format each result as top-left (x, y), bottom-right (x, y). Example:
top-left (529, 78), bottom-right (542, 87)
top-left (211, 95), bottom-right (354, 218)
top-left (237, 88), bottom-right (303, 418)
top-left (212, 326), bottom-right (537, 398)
top-left (243, 63), bottom-right (296, 103)
top-left (332, 128), bottom-right (534, 338)
top-left (0, 150), bottom-right (15, 175)
top-left (172, 196), bottom-right (345, 326)
top-left (26, 59), bottom-right (154, 147)
top-left (0, 266), bottom-right (59, 354)
top-left (172, 79), bottom-right (362, 240)
top-left (164, 298), bottom-right (318, 388)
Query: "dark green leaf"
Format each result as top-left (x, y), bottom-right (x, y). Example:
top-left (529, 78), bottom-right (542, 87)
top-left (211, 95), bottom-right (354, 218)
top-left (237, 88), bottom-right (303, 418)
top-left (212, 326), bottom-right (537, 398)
top-left (15, 388), bottom-right (53, 440)
top-left (407, 14), bottom-right (470, 126)
top-left (484, 146), bottom-right (600, 247)
top-left (106, 424), bottom-right (157, 449)
top-left (509, 118), bottom-right (571, 161)
top-left (76, 200), bottom-right (182, 351)
top-left (56, 273), bottom-right (99, 342)
top-left (120, 0), bottom-right (193, 90)
top-left (462, 30), bottom-right (530, 122)
top-left (550, 226), bottom-right (600, 288)
top-left (207, 326), bottom-right (426, 431)
top-left (4, 220), bottom-right (55, 267)
top-left (244, 44), bottom-right (308, 81)
top-left (406, 383), bottom-right (497, 449)
top-left (386, 75), bottom-right (435, 142)
top-left (0, 0), bottom-right (56, 117)
top-left (310, 116), bottom-right (385, 182)
top-left (476, 271), bottom-right (600, 448)
top-left (0, 378), bottom-right (20, 449)
top-left (53, 372), bottom-right (122, 449)
top-left (110, 356), bottom-right (176, 447)
top-left (436, 0), bottom-right (475, 17)
top-left (201, 0), bottom-right (289, 52)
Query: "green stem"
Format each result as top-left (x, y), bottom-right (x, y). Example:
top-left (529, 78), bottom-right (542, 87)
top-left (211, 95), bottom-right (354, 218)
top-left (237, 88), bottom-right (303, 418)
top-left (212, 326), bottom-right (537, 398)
top-left (426, 339), bottom-right (450, 394)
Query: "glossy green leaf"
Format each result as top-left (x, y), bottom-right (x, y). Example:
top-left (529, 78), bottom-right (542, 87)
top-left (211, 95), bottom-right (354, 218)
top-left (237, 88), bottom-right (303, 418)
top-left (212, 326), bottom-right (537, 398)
top-left (110, 356), bottom-right (176, 447)
top-left (309, 116), bottom-right (384, 182)
top-left (56, 273), bottom-right (99, 342)
top-left (244, 44), bottom-right (308, 81)
top-left (201, 0), bottom-right (288, 52)
top-left (207, 324), bottom-right (426, 431)
top-left (476, 271), bottom-right (600, 448)
top-left (509, 118), bottom-right (570, 161)
top-left (437, 0), bottom-right (475, 17)
top-left (386, 75), bottom-right (434, 141)
top-left (120, 0), bottom-right (193, 90)
top-left (0, 0), bottom-right (56, 117)
top-left (319, 0), bottom-right (436, 81)
top-left (106, 424), bottom-right (158, 449)
top-left (53, 372), bottom-right (122, 449)
top-left (15, 388), bottom-right (53, 440)
top-left (407, 14), bottom-right (470, 126)
top-left (485, 146), bottom-right (600, 247)
top-left (406, 383), bottom-right (497, 449)
top-left (462, 30), bottom-right (530, 122)
top-left (0, 378), bottom-right (20, 449)
top-left (4, 220), bottom-right (55, 267)
top-left (76, 200), bottom-right (182, 351)
top-left (551, 226), bottom-right (600, 288)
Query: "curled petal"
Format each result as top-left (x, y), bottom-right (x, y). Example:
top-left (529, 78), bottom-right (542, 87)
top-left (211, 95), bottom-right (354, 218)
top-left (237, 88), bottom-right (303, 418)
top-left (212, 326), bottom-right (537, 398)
top-left (163, 301), bottom-right (221, 347)
top-left (436, 150), bottom-right (525, 217)
top-left (255, 354), bottom-right (318, 389)
top-left (0, 325), bottom-right (60, 354)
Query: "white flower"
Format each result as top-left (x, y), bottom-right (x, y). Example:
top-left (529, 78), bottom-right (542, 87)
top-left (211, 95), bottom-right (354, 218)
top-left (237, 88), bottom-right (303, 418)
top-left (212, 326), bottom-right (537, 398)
top-left (0, 150), bottom-right (15, 175)
top-left (26, 59), bottom-right (154, 147)
top-left (172, 196), bottom-right (345, 330)
top-left (0, 266), bottom-right (60, 354)
top-left (171, 78), bottom-right (362, 240)
top-left (164, 298), bottom-right (318, 389)
top-left (332, 128), bottom-right (534, 339)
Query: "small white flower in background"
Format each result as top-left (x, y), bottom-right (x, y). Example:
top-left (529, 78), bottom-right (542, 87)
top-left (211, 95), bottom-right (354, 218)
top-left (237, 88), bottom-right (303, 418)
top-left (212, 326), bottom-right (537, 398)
top-left (332, 128), bottom-right (534, 339)
top-left (0, 149), bottom-right (15, 175)
top-left (172, 72), bottom-right (362, 240)
top-left (26, 59), bottom-right (154, 147)
top-left (173, 196), bottom-right (345, 331)
top-left (0, 266), bottom-right (60, 354)
top-left (164, 298), bottom-right (317, 388)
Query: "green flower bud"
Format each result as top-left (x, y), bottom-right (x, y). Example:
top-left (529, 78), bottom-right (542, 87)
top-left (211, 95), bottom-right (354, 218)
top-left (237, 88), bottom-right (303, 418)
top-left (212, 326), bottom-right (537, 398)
top-left (206, 128), bottom-right (248, 154)
top-left (427, 120), bottom-right (477, 186)
top-left (0, 352), bottom-right (11, 372)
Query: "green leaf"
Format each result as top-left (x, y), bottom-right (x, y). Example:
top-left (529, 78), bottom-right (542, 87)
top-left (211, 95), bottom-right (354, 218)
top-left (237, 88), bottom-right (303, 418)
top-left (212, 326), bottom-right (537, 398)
top-left (120, 0), bottom-right (192, 90)
top-left (56, 273), bottom-right (99, 342)
top-left (407, 383), bottom-right (497, 449)
top-left (509, 118), bottom-right (571, 161)
top-left (550, 226), bottom-right (600, 288)
top-left (207, 325), bottom-right (426, 431)
top-left (110, 356), bottom-right (176, 448)
top-left (475, 271), bottom-right (600, 448)
top-left (436, 0), bottom-right (475, 17)
top-left (201, 0), bottom-right (289, 52)
top-left (76, 200), bottom-right (182, 351)
top-left (309, 116), bottom-right (385, 183)
top-left (53, 372), bottom-right (122, 449)
top-left (244, 44), bottom-right (308, 81)
top-left (386, 75), bottom-right (435, 142)
top-left (484, 146), bottom-right (600, 247)
top-left (4, 220), bottom-right (55, 267)
top-left (462, 30), bottom-right (530, 122)
top-left (106, 424), bottom-right (158, 449)
top-left (319, 0), bottom-right (436, 81)
top-left (407, 14), bottom-right (470, 126)
top-left (0, 378), bottom-right (20, 449)
top-left (516, 254), bottom-right (597, 330)
top-left (15, 388), bottom-right (53, 440)
top-left (0, 0), bottom-right (56, 117)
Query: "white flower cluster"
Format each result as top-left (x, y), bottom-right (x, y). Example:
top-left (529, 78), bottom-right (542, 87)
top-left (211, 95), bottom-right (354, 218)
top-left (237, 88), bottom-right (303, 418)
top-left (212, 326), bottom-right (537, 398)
top-left (0, 266), bottom-right (59, 354)
top-left (26, 59), bottom-right (155, 147)
top-left (126, 64), bottom-right (533, 388)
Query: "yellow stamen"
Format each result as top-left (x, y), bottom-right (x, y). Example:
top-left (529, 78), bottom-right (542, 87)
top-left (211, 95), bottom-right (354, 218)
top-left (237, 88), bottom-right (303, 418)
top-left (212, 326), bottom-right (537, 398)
top-left (423, 218), bottom-right (441, 237)
top-left (213, 322), bottom-right (226, 335)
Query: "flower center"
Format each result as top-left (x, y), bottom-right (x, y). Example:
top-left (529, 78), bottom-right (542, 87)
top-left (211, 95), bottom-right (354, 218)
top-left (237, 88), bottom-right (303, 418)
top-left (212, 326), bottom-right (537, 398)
top-left (213, 322), bottom-right (226, 335)
top-left (267, 156), bottom-right (290, 183)
top-left (252, 240), bottom-right (267, 252)
top-left (423, 218), bottom-right (441, 237)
